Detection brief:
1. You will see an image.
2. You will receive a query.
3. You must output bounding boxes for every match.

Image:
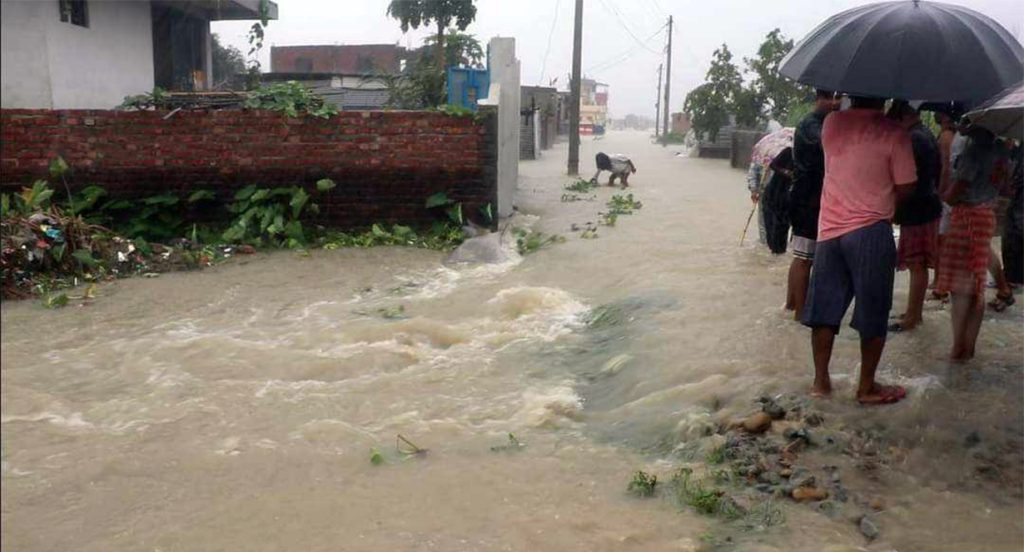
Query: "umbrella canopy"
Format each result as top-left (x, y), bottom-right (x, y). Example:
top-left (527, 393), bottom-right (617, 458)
top-left (780, 1), bottom-right (1024, 103)
top-left (751, 128), bottom-right (794, 167)
top-left (964, 82), bottom-right (1024, 140)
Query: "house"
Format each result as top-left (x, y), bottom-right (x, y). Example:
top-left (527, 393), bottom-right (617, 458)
top-left (579, 79), bottom-right (608, 135)
top-left (261, 72), bottom-right (391, 110)
top-left (0, 0), bottom-right (278, 109)
top-left (519, 86), bottom-right (559, 160)
top-left (270, 44), bottom-right (407, 75)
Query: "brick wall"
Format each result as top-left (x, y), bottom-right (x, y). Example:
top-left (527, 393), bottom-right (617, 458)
top-left (0, 108), bottom-right (498, 229)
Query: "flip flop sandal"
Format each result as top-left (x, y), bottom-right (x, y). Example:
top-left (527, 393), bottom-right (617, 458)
top-left (858, 385), bottom-right (907, 405)
top-left (989, 293), bottom-right (1016, 312)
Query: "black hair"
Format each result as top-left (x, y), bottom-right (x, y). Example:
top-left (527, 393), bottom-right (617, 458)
top-left (595, 152), bottom-right (612, 171)
top-left (849, 95), bottom-right (886, 109)
top-left (815, 88), bottom-right (836, 99)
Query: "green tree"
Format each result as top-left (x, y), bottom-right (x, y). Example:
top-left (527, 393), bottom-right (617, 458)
top-left (684, 44), bottom-right (742, 141)
top-left (683, 83), bottom-right (729, 142)
top-left (211, 33), bottom-right (246, 86)
top-left (387, 0), bottom-right (478, 71)
top-left (744, 29), bottom-right (810, 123)
top-left (732, 85), bottom-right (764, 129)
top-left (422, 32), bottom-right (484, 68)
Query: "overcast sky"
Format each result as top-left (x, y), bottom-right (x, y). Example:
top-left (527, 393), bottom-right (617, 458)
top-left (213, 0), bottom-right (1024, 118)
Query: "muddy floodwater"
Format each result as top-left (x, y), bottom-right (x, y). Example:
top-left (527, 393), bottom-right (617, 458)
top-left (3, 132), bottom-right (1022, 551)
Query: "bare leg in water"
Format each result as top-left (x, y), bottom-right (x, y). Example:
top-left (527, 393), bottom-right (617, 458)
top-left (811, 327), bottom-right (899, 403)
top-left (896, 262), bottom-right (929, 330)
top-left (989, 245), bottom-right (1012, 298)
top-left (949, 292), bottom-right (982, 361)
top-left (789, 258), bottom-right (812, 319)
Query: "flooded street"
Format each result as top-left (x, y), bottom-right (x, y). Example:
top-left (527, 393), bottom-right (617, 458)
top-left (3, 131), bottom-right (1022, 551)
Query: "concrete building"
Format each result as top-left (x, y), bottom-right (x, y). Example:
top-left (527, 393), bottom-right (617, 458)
top-left (479, 37), bottom-right (520, 219)
top-left (271, 44), bottom-right (407, 75)
top-left (0, 0), bottom-right (276, 109)
top-left (519, 86), bottom-right (558, 160)
top-left (579, 79), bottom-right (608, 135)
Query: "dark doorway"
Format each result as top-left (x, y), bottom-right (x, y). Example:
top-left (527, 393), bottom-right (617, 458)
top-left (151, 2), bottom-right (208, 91)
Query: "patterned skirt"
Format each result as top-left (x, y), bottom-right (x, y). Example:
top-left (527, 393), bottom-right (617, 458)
top-left (936, 204), bottom-right (995, 298)
top-left (897, 219), bottom-right (940, 270)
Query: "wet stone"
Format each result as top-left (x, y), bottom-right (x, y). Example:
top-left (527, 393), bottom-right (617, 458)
top-left (742, 412), bottom-right (773, 434)
top-left (964, 431), bottom-right (981, 449)
top-left (792, 486), bottom-right (829, 502)
top-left (858, 515), bottom-right (880, 541)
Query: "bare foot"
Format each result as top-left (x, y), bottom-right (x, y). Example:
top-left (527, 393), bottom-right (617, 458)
top-left (856, 384), bottom-right (907, 405)
top-left (811, 381), bottom-right (832, 398)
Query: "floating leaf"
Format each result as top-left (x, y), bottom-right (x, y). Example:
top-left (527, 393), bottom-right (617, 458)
top-left (370, 447), bottom-right (384, 466)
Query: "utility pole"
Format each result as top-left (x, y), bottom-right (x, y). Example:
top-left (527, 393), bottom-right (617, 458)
top-left (661, 15), bottom-right (673, 145)
top-left (567, 0), bottom-right (583, 175)
top-left (655, 63), bottom-right (663, 139)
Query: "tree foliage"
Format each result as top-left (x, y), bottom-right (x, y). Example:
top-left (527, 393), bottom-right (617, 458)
top-left (684, 44), bottom-right (741, 141)
top-left (387, 0), bottom-right (477, 69)
top-left (422, 32), bottom-right (484, 68)
top-left (211, 33), bottom-right (246, 86)
top-left (745, 29), bottom-right (810, 123)
top-left (386, 31), bottom-right (483, 108)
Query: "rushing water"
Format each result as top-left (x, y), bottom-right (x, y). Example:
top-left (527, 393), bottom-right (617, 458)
top-left (3, 132), bottom-right (1022, 551)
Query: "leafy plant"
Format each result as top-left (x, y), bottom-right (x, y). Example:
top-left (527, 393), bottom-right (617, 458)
top-left (627, 471), bottom-right (658, 498)
top-left (119, 87), bottom-right (172, 110)
top-left (222, 184), bottom-right (326, 248)
top-left (564, 178), bottom-right (598, 193)
top-left (512, 228), bottom-right (564, 255)
top-left (670, 468), bottom-right (743, 519)
top-left (434, 103), bottom-right (475, 117)
top-left (424, 192), bottom-right (465, 226)
top-left (243, 81), bottom-right (338, 118)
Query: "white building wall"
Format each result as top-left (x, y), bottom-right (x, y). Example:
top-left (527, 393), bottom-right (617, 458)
top-left (1, 0), bottom-right (155, 109)
top-left (480, 37), bottom-right (520, 219)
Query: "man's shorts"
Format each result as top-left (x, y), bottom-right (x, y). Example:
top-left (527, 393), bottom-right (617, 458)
top-left (792, 235), bottom-right (816, 260)
top-left (802, 221), bottom-right (896, 339)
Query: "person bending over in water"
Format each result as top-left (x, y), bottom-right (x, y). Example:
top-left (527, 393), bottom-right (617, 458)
top-left (592, 152), bottom-right (637, 187)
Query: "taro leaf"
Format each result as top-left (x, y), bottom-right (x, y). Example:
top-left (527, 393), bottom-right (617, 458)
top-left (425, 192), bottom-right (452, 209)
top-left (235, 185), bottom-right (258, 200)
top-left (222, 225), bottom-right (246, 243)
top-left (143, 193), bottom-right (179, 206)
top-left (445, 203), bottom-right (463, 226)
top-left (392, 224), bottom-right (413, 238)
top-left (371, 224), bottom-right (389, 238)
top-left (72, 249), bottom-right (98, 267)
top-left (72, 185), bottom-right (107, 212)
top-left (250, 189), bottom-right (270, 202)
top-left (100, 199), bottom-right (132, 211)
top-left (188, 190), bottom-right (216, 203)
top-left (284, 220), bottom-right (304, 241)
top-left (50, 243), bottom-right (66, 261)
top-left (25, 180), bottom-right (54, 209)
top-left (42, 293), bottom-right (69, 309)
top-left (289, 188), bottom-right (309, 218)
top-left (315, 178), bottom-right (336, 192)
top-left (48, 156), bottom-right (69, 178)
top-left (370, 448), bottom-right (384, 466)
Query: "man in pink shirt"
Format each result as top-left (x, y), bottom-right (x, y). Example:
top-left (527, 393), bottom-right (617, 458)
top-left (802, 96), bottom-right (916, 405)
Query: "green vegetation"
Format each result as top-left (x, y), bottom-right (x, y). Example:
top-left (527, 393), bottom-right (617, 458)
top-left (627, 471), bottom-right (658, 498)
top-left (1, 162), bottom-right (469, 302)
top-left (601, 194), bottom-right (643, 226)
top-left (564, 179), bottom-right (599, 193)
top-left (670, 468), bottom-right (743, 520)
top-left (512, 228), bottom-right (564, 255)
top-left (684, 29), bottom-right (810, 139)
top-left (243, 81), bottom-right (339, 118)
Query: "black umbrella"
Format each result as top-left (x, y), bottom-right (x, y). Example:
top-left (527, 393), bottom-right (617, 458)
top-left (780, 1), bottom-right (1024, 103)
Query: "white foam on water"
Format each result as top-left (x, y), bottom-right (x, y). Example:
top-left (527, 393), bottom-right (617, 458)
top-left (1, 411), bottom-right (94, 430)
top-left (511, 384), bottom-right (585, 429)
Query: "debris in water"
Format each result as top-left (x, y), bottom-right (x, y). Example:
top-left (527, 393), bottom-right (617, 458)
top-left (396, 434), bottom-right (428, 457)
top-left (858, 514), bottom-right (880, 541)
top-left (627, 470), bottom-right (658, 498)
top-left (370, 447), bottom-right (384, 466)
top-left (490, 432), bottom-right (525, 453)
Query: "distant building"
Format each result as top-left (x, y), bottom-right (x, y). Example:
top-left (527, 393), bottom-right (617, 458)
top-left (580, 79), bottom-right (608, 135)
top-left (671, 112), bottom-right (691, 135)
top-left (271, 44), bottom-right (407, 75)
top-left (1, 0), bottom-right (277, 109)
top-left (520, 86), bottom-right (559, 160)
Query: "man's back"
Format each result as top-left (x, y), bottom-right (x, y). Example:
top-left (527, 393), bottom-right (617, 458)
top-left (790, 110), bottom-right (827, 239)
top-left (818, 108), bottom-right (916, 242)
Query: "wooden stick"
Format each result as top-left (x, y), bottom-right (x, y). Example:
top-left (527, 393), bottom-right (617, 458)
top-left (739, 204), bottom-right (757, 246)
